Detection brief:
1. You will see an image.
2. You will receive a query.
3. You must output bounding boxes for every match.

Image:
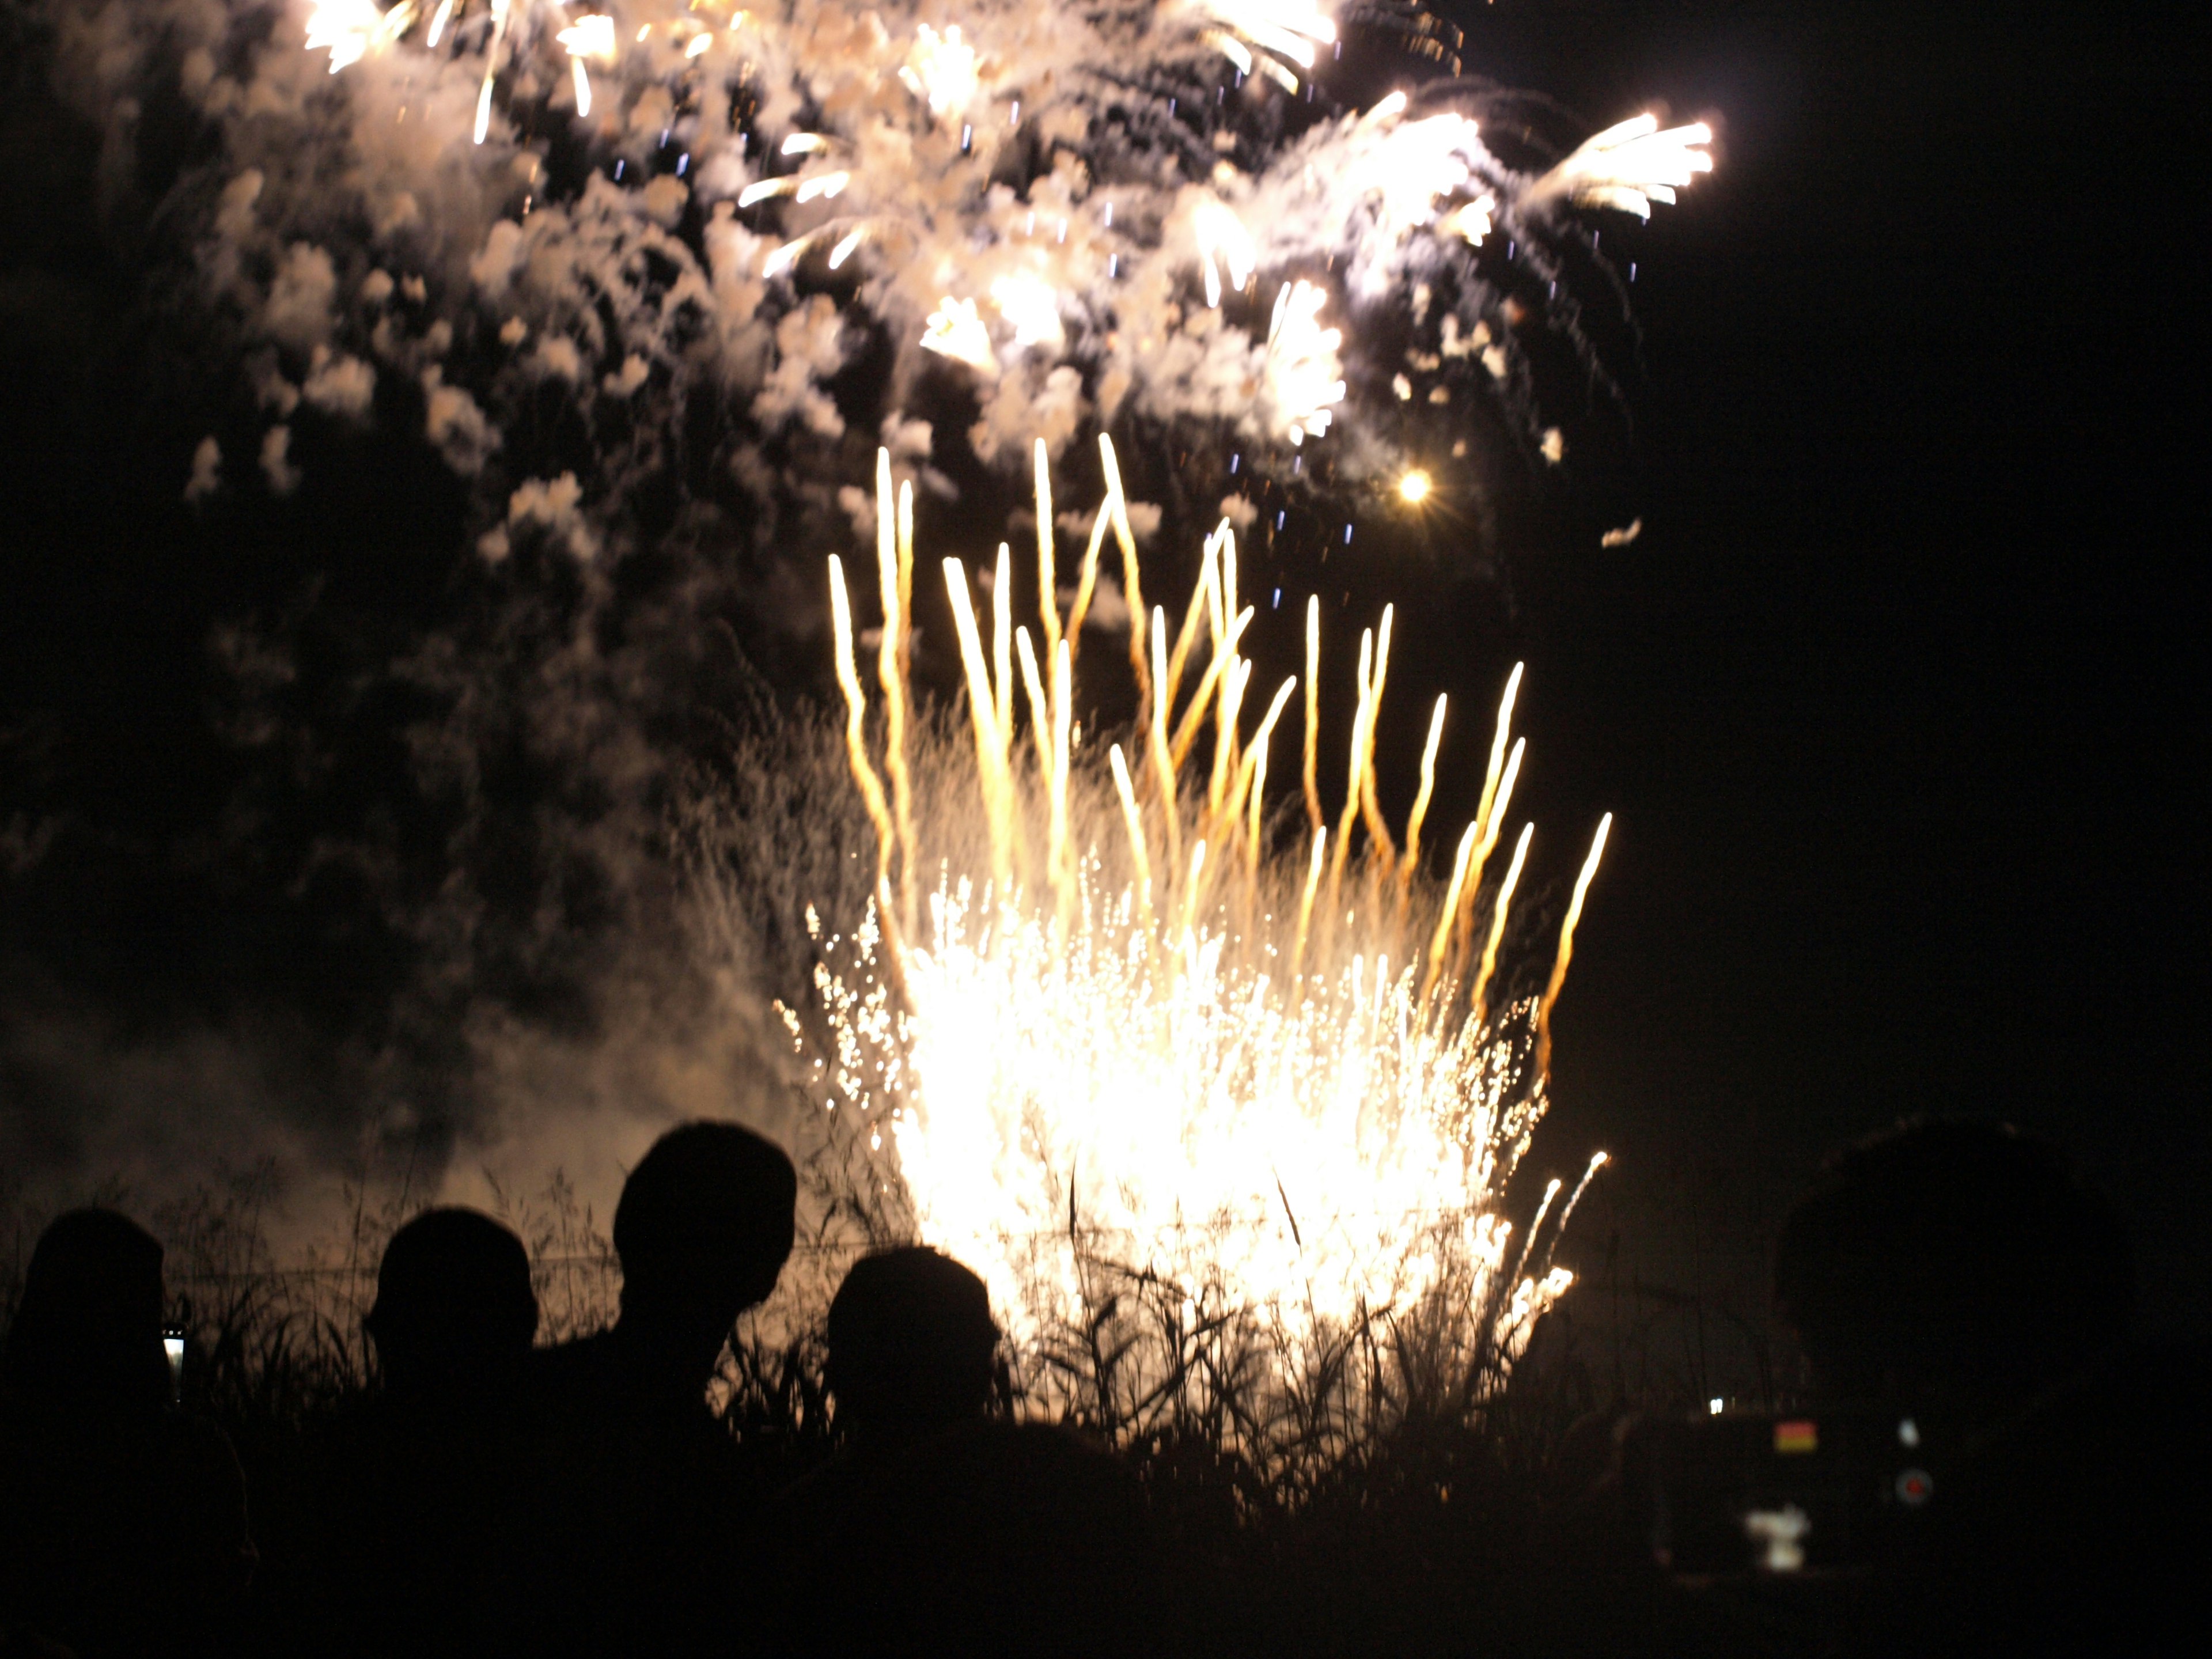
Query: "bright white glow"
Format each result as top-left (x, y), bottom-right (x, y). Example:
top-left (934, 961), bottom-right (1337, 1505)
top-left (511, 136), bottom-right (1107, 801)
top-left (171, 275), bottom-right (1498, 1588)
top-left (685, 30), bottom-right (713, 59)
top-left (1445, 193), bottom-right (1496, 246)
top-left (1745, 1506), bottom-right (1811, 1574)
top-left (305, 0), bottom-right (414, 74)
top-left (920, 296), bottom-right (998, 372)
top-left (1346, 113), bottom-right (1485, 241)
top-left (1194, 199), bottom-right (1255, 309)
top-left (991, 271), bottom-right (1065, 350)
top-left (795, 171), bottom-right (850, 204)
top-left (1709, 1396), bottom-right (1724, 1415)
top-left (1537, 113), bottom-right (1714, 219)
top-left (762, 236), bottom-right (810, 279)
top-left (570, 55), bottom-right (593, 118)
top-left (425, 0), bottom-right (453, 49)
top-left (737, 177), bottom-right (800, 208)
top-left (1397, 469), bottom-right (1431, 505)
top-left (1265, 279), bottom-right (1344, 446)
top-left (556, 13), bottom-right (618, 64)
top-left (806, 457), bottom-right (1608, 1402)
top-left (782, 133), bottom-right (831, 156)
top-left (1199, 0), bottom-right (1338, 86)
top-left (899, 24), bottom-right (980, 119)
top-left (828, 228), bottom-right (865, 270)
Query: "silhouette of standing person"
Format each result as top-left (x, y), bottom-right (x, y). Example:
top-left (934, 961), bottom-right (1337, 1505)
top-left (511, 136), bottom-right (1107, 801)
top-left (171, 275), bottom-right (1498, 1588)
top-left (269, 1207), bottom-right (538, 1657)
top-left (770, 1247), bottom-right (1160, 1658)
top-left (0, 1209), bottom-right (255, 1659)
top-left (498, 1122), bottom-right (797, 1658)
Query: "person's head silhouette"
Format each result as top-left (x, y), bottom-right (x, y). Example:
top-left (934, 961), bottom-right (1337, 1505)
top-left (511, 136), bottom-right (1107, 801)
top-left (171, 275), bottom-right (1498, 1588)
top-left (365, 1207), bottom-right (538, 1402)
top-left (825, 1245), bottom-right (999, 1444)
top-left (612, 1121), bottom-right (797, 1381)
top-left (1775, 1119), bottom-right (2131, 1414)
top-left (1, 1207), bottom-right (168, 1413)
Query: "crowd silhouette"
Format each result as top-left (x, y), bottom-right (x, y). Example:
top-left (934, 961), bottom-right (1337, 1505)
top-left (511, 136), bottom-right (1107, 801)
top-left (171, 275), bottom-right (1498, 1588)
top-left (3, 1118), bottom-right (2201, 1657)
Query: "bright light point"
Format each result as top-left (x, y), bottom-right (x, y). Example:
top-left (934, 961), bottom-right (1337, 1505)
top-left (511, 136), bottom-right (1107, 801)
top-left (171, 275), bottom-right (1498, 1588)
top-left (782, 133), bottom-right (830, 156)
top-left (685, 32), bottom-right (713, 59)
top-left (1710, 1397), bottom-right (1725, 1416)
top-left (738, 177), bottom-right (798, 207)
top-left (920, 297), bottom-right (998, 373)
top-left (558, 14), bottom-right (618, 64)
top-left (427, 0), bottom-right (454, 49)
top-left (796, 171), bottom-right (850, 203)
top-left (570, 56), bottom-right (593, 119)
top-left (1397, 469), bottom-right (1431, 505)
top-left (828, 229), bottom-right (865, 270)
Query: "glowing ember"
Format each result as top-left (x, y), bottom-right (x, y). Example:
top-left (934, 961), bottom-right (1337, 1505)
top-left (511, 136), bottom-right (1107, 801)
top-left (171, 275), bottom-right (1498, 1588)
top-left (790, 441), bottom-right (1611, 1399)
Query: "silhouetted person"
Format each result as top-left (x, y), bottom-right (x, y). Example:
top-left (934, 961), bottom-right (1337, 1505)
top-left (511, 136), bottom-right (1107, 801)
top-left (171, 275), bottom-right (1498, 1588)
top-left (770, 1247), bottom-right (1160, 1657)
top-left (270, 1208), bottom-right (537, 1657)
top-left (1775, 1120), bottom-right (2205, 1657)
top-left (499, 1122), bottom-right (797, 1657)
top-left (0, 1209), bottom-right (253, 1659)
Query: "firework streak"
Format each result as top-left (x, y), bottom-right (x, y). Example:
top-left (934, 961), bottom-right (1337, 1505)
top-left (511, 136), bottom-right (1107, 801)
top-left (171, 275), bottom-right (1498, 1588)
top-left (786, 440), bottom-right (1610, 1431)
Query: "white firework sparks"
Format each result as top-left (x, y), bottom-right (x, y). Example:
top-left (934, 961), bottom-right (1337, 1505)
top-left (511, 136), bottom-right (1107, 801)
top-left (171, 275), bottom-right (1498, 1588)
top-left (792, 441), bottom-right (1611, 1404)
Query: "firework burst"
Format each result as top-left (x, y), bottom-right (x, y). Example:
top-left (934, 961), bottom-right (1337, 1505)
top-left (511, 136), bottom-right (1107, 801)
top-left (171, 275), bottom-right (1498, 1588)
top-left (778, 440), bottom-right (1609, 1433)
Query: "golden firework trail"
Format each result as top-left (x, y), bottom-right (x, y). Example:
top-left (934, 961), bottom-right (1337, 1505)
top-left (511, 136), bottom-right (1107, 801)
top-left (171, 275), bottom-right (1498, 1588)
top-left (789, 441), bottom-right (1612, 1397)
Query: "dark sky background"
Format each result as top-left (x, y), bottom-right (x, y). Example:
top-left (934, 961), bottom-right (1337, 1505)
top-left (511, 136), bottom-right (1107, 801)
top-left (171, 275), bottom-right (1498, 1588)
top-left (3, 2), bottom-right (2203, 1387)
top-left (1426, 0), bottom-right (2209, 1387)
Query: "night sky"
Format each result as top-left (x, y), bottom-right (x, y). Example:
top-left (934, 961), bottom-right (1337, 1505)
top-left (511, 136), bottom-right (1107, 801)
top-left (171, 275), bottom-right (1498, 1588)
top-left (3, 2), bottom-right (2203, 1380)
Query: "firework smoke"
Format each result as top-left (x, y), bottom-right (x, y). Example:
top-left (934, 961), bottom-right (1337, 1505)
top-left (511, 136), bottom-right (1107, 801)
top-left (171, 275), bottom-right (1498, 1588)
top-left (2, 0), bottom-right (1706, 1240)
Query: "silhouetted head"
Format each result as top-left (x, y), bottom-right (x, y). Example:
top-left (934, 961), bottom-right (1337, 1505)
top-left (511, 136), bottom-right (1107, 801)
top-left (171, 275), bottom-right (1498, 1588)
top-left (612, 1122), bottom-right (797, 1372)
top-left (1775, 1120), bottom-right (2131, 1411)
top-left (1, 1207), bottom-right (169, 1411)
top-left (365, 1208), bottom-right (538, 1399)
top-left (826, 1246), bottom-right (999, 1439)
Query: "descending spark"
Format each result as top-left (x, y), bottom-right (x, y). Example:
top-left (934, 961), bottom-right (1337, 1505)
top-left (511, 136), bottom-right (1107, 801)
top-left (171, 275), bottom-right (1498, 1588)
top-left (425, 0), bottom-right (452, 49)
top-left (1266, 279), bottom-right (1346, 446)
top-left (1534, 114), bottom-right (1715, 219)
top-left (472, 0), bottom-right (512, 146)
top-left (799, 446), bottom-right (1611, 1391)
top-left (1194, 199), bottom-right (1256, 310)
